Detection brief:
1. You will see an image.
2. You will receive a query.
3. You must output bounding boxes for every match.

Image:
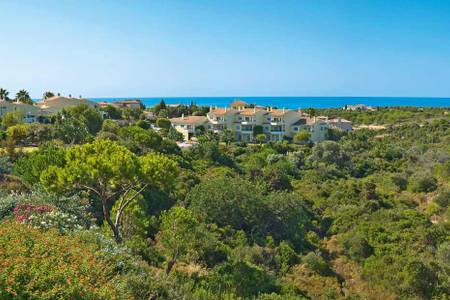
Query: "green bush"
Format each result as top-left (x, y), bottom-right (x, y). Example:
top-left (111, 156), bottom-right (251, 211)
top-left (408, 173), bottom-right (438, 193)
top-left (302, 252), bottom-right (329, 275)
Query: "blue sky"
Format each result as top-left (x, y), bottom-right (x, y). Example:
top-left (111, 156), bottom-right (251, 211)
top-left (1, 0), bottom-right (450, 98)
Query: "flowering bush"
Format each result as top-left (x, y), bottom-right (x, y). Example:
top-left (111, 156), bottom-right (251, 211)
top-left (13, 203), bottom-right (53, 223)
top-left (13, 203), bottom-right (84, 233)
top-left (28, 210), bottom-right (84, 233)
top-left (0, 189), bottom-right (93, 227)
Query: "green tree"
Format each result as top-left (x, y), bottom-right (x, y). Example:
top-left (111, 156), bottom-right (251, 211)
top-left (13, 143), bottom-right (66, 185)
top-left (156, 118), bottom-right (171, 130)
top-left (0, 88), bottom-right (9, 101)
top-left (42, 91), bottom-right (55, 99)
top-left (153, 99), bottom-right (167, 116)
top-left (6, 124), bottom-right (28, 145)
top-left (102, 105), bottom-right (122, 119)
top-left (15, 89), bottom-right (33, 105)
top-left (408, 173), bottom-right (438, 193)
top-left (256, 133), bottom-right (267, 144)
top-left (187, 176), bottom-right (269, 238)
top-left (136, 120), bottom-right (151, 130)
top-left (220, 129), bottom-right (235, 145)
top-left (156, 206), bottom-right (217, 274)
top-left (167, 126), bottom-right (183, 142)
top-left (308, 140), bottom-right (352, 170)
top-left (65, 104), bottom-right (103, 135)
top-left (101, 119), bottom-right (119, 134)
top-left (55, 116), bottom-right (89, 144)
top-left (1, 111), bottom-right (23, 128)
top-left (117, 126), bottom-right (162, 154)
top-left (293, 131), bottom-right (310, 144)
top-left (122, 108), bottom-right (141, 121)
top-left (40, 139), bottom-right (178, 243)
top-left (253, 125), bottom-right (263, 136)
top-left (302, 252), bottom-right (330, 275)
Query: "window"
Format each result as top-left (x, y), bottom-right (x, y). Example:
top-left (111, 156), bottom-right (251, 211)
top-left (294, 127), bottom-right (298, 131)
top-left (236, 125), bottom-right (240, 130)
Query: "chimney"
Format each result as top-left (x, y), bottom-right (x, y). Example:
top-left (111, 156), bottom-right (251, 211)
top-left (282, 108), bottom-right (285, 113)
top-left (181, 113), bottom-right (185, 119)
top-left (253, 107), bottom-right (256, 113)
top-left (210, 105), bottom-right (213, 111)
top-left (225, 107), bottom-right (227, 112)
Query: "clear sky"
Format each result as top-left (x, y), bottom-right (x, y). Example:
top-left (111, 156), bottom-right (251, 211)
top-left (1, 0), bottom-right (450, 98)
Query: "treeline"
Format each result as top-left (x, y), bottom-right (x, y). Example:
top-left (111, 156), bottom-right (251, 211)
top-left (0, 106), bottom-right (449, 299)
top-left (314, 107), bottom-right (449, 125)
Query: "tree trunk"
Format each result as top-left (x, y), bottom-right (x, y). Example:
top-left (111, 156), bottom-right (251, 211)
top-left (102, 199), bottom-right (122, 243)
top-left (165, 251), bottom-right (178, 274)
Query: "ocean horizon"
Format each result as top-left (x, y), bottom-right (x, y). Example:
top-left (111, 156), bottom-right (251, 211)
top-left (89, 96), bottom-right (450, 109)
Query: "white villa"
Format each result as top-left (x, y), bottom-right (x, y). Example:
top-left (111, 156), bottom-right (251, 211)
top-left (36, 96), bottom-right (99, 115)
top-left (0, 99), bottom-right (42, 123)
top-left (170, 100), bottom-right (352, 142)
top-left (0, 95), bottom-right (102, 123)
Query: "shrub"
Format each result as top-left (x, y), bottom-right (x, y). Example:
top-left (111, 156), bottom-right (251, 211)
top-left (0, 155), bottom-right (12, 174)
top-left (136, 119), bottom-right (151, 129)
top-left (408, 173), bottom-right (438, 193)
top-left (0, 220), bottom-right (119, 299)
top-left (0, 189), bottom-right (92, 227)
top-left (156, 118), bottom-right (171, 130)
top-left (13, 203), bottom-right (84, 233)
top-left (293, 131), bottom-right (310, 144)
top-left (302, 252), bottom-right (329, 275)
top-left (434, 189), bottom-right (450, 208)
top-left (342, 233), bottom-right (373, 262)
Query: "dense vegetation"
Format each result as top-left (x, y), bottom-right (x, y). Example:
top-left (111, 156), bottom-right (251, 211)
top-left (0, 104), bottom-right (449, 299)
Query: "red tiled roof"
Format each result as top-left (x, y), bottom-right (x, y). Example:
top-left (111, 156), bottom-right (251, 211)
top-left (231, 100), bottom-right (248, 107)
top-left (170, 116), bottom-right (207, 124)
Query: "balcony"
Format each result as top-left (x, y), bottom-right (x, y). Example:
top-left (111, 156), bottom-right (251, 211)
top-left (207, 116), bottom-right (226, 124)
top-left (270, 125), bottom-right (285, 133)
top-left (270, 119), bottom-right (284, 125)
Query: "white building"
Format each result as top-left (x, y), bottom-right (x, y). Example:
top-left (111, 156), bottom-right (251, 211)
top-left (169, 100), bottom-right (353, 143)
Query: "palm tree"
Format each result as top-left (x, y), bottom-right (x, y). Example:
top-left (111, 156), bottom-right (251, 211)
top-left (15, 89), bottom-right (33, 105)
top-left (43, 91), bottom-right (55, 100)
top-left (0, 88), bottom-right (9, 101)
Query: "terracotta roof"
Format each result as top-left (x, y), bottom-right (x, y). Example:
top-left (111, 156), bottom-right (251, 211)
top-left (238, 108), bottom-right (266, 116)
top-left (305, 117), bottom-right (327, 125)
top-left (231, 100), bottom-right (248, 107)
top-left (268, 109), bottom-right (290, 116)
top-left (170, 116), bottom-right (207, 124)
top-left (209, 108), bottom-right (235, 115)
top-left (37, 96), bottom-right (98, 111)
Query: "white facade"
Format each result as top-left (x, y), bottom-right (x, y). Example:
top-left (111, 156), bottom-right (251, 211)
top-left (170, 103), bottom-right (352, 143)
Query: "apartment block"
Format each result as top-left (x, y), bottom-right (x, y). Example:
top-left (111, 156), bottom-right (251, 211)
top-left (170, 100), bottom-right (352, 143)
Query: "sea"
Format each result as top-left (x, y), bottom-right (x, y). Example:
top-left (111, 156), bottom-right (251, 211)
top-left (90, 96), bottom-right (450, 109)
